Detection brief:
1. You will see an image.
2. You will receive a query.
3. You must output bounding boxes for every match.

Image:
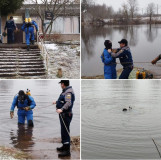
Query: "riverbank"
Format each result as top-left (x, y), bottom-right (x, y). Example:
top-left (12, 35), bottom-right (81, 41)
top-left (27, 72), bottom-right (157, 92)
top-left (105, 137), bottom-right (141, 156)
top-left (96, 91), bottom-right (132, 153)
top-left (0, 136), bottom-right (80, 159)
top-left (82, 67), bottom-right (153, 79)
top-left (45, 41), bottom-right (80, 79)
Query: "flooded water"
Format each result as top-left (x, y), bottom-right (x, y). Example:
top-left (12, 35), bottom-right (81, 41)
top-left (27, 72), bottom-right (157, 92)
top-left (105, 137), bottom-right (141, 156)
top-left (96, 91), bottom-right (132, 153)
top-left (0, 80), bottom-right (80, 159)
top-left (82, 80), bottom-right (161, 159)
top-left (82, 25), bottom-right (161, 78)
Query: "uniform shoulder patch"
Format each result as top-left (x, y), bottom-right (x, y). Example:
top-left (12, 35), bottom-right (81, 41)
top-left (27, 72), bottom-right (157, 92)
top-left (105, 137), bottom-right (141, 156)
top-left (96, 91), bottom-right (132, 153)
top-left (65, 93), bottom-right (71, 100)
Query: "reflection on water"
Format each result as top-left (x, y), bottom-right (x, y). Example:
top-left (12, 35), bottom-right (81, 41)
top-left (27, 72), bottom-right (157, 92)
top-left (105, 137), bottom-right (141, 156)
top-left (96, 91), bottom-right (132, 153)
top-left (81, 25), bottom-right (161, 77)
top-left (0, 80), bottom-right (80, 159)
top-left (81, 80), bottom-right (161, 159)
top-left (10, 125), bottom-right (34, 152)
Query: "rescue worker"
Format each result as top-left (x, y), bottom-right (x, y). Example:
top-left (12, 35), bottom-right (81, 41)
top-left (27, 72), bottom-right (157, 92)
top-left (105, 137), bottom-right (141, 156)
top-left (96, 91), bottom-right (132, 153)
top-left (10, 90), bottom-right (36, 127)
top-left (4, 16), bottom-right (17, 44)
top-left (101, 40), bottom-right (116, 79)
top-left (21, 18), bottom-right (38, 51)
top-left (53, 80), bottom-right (75, 157)
top-left (109, 39), bottom-right (133, 79)
top-left (151, 54), bottom-right (161, 65)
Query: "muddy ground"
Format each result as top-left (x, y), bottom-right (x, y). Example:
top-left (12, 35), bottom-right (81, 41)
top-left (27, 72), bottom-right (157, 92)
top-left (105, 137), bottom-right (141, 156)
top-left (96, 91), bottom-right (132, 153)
top-left (82, 67), bottom-right (153, 79)
top-left (45, 41), bottom-right (80, 79)
top-left (0, 136), bottom-right (80, 160)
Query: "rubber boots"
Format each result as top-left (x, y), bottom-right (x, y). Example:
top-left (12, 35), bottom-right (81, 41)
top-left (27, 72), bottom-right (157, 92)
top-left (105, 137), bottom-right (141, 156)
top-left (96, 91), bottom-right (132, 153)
top-left (27, 45), bottom-right (30, 51)
top-left (57, 145), bottom-right (65, 152)
top-left (151, 56), bottom-right (160, 65)
top-left (58, 144), bottom-right (71, 157)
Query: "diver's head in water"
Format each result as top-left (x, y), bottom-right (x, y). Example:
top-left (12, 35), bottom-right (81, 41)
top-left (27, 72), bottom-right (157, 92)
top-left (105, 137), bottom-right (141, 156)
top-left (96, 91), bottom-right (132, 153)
top-left (104, 40), bottom-right (112, 50)
top-left (18, 90), bottom-right (26, 104)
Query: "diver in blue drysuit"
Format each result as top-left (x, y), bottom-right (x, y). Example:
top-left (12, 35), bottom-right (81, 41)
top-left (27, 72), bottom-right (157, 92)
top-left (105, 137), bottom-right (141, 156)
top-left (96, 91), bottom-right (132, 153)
top-left (21, 18), bottom-right (38, 51)
top-left (10, 90), bottom-right (36, 127)
top-left (101, 40), bottom-right (117, 79)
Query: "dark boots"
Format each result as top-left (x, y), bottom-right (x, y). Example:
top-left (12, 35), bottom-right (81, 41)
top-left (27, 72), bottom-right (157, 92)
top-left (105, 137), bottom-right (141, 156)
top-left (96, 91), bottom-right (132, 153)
top-left (28, 120), bottom-right (34, 127)
top-left (31, 40), bottom-right (34, 45)
top-left (57, 144), bottom-right (71, 157)
top-left (27, 45), bottom-right (30, 51)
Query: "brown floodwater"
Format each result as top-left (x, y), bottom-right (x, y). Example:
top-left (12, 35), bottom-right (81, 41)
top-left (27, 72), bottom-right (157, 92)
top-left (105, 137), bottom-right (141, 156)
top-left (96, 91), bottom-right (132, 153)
top-left (0, 80), bottom-right (80, 159)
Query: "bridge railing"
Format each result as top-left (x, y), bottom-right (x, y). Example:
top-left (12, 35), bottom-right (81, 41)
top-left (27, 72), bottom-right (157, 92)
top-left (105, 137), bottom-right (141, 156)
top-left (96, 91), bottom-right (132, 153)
top-left (37, 32), bottom-right (49, 73)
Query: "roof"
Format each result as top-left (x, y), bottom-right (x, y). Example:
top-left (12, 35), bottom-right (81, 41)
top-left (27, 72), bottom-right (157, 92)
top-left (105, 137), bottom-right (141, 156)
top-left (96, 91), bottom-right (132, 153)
top-left (14, 3), bottom-right (80, 17)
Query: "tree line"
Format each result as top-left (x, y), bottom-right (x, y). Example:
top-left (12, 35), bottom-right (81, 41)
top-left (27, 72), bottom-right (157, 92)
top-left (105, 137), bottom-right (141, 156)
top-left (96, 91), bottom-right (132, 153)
top-left (82, 0), bottom-right (160, 24)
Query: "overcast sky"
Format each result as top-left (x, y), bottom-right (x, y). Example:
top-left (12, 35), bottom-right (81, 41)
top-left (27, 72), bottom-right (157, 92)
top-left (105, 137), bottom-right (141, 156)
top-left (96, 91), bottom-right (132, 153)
top-left (93, 0), bottom-right (161, 14)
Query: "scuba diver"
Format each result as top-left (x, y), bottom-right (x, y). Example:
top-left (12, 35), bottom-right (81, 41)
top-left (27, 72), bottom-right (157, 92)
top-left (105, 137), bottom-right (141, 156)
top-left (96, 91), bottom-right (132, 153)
top-left (21, 18), bottom-right (38, 51)
top-left (53, 80), bottom-right (75, 157)
top-left (10, 90), bottom-right (36, 127)
top-left (101, 40), bottom-right (117, 79)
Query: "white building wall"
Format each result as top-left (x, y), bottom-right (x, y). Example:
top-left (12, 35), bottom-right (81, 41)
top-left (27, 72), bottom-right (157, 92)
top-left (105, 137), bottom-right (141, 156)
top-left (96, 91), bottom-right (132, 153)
top-left (45, 16), bottom-right (79, 34)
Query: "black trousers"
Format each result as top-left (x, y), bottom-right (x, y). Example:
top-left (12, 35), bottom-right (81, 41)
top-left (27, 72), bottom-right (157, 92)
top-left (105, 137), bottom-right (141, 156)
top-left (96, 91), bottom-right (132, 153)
top-left (59, 112), bottom-right (73, 145)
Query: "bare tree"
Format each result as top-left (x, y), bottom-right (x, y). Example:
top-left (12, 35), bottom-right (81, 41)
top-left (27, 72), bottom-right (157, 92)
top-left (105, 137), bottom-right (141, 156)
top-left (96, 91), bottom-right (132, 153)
top-left (30, 0), bottom-right (76, 39)
top-left (122, 3), bottom-right (129, 22)
top-left (147, 3), bottom-right (155, 23)
top-left (128, 0), bottom-right (138, 19)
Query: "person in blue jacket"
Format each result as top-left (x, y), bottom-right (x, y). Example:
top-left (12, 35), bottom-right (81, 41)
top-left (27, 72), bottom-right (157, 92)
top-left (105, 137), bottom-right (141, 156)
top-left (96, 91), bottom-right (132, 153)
top-left (10, 90), bottom-right (36, 127)
top-left (101, 40), bottom-right (117, 79)
top-left (4, 16), bottom-right (18, 44)
top-left (53, 80), bottom-right (75, 157)
top-left (109, 39), bottom-right (133, 79)
top-left (21, 18), bottom-right (38, 51)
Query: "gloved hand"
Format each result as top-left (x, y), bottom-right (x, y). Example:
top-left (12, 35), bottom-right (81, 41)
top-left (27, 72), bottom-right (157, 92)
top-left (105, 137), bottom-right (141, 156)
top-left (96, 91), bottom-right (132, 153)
top-left (24, 106), bottom-right (31, 111)
top-left (10, 111), bottom-right (14, 119)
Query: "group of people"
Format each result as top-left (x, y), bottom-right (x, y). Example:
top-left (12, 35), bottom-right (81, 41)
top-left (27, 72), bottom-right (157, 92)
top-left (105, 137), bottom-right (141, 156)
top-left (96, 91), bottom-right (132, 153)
top-left (10, 80), bottom-right (75, 157)
top-left (101, 39), bottom-right (133, 79)
top-left (4, 16), bottom-right (38, 51)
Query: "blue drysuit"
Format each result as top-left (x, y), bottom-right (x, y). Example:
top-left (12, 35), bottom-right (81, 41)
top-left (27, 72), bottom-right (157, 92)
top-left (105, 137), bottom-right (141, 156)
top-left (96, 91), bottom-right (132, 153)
top-left (110, 46), bottom-right (133, 79)
top-left (4, 19), bottom-right (17, 43)
top-left (101, 48), bottom-right (117, 79)
top-left (21, 21), bottom-right (38, 45)
top-left (10, 95), bottom-right (36, 124)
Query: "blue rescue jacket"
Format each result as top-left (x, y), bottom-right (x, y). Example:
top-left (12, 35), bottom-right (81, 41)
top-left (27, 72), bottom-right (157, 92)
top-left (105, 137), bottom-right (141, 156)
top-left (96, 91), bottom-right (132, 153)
top-left (111, 46), bottom-right (133, 68)
top-left (10, 95), bottom-right (36, 112)
top-left (5, 19), bottom-right (17, 31)
top-left (21, 21), bottom-right (38, 32)
top-left (56, 86), bottom-right (75, 113)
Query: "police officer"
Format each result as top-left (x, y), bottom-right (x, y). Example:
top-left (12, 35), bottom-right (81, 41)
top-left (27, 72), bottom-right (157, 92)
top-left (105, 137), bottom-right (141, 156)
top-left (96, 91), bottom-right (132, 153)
top-left (101, 40), bottom-right (117, 79)
top-left (53, 80), bottom-right (75, 157)
top-left (109, 39), bottom-right (133, 79)
top-left (4, 16), bottom-right (17, 44)
top-left (21, 18), bottom-right (38, 51)
top-left (10, 90), bottom-right (36, 127)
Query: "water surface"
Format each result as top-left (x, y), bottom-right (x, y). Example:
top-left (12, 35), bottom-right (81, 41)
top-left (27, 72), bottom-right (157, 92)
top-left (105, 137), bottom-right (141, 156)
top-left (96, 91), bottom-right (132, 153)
top-left (82, 25), bottom-right (161, 78)
top-left (0, 80), bottom-right (80, 159)
top-left (82, 80), bottom-right (161, 159)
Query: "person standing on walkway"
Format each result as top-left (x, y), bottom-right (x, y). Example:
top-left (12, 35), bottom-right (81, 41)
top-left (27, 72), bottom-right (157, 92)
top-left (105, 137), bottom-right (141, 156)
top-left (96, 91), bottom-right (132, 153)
top-left (4, 16), bottom-right (17, 44)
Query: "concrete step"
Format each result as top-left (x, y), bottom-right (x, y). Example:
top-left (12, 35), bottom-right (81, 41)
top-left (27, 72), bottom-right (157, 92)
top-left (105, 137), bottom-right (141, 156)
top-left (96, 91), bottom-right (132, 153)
top-left (0, 59), bottom-right (43, 62)
top-left (0, 64), bottom-right (44, 69)
top-left (0, 45), bottom-right (46, 78)
top-left (0, 56), bottom-right (41, 59)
